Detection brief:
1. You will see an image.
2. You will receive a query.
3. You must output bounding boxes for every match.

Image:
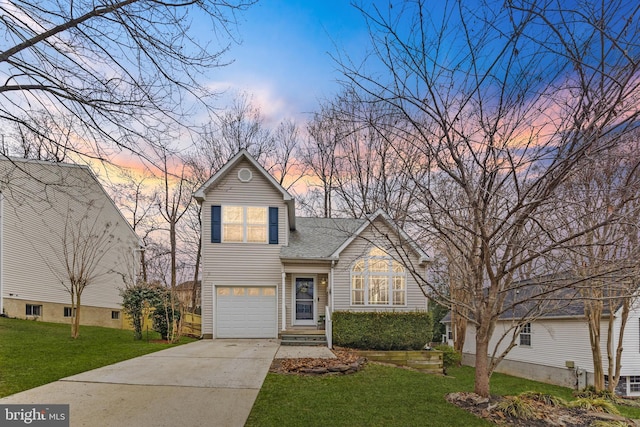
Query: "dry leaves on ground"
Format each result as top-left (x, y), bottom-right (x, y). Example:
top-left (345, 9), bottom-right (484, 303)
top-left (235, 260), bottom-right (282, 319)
top-left (270, 347), bottom-right (365, 375)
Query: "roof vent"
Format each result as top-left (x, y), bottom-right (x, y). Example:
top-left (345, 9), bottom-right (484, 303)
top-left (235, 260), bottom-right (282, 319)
top-left (237, 168), bottom-right (252, 182)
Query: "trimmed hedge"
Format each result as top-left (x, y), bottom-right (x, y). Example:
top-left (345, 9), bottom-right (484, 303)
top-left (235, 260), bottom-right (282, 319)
top-left (433, 344), bottom-right (461, 368)
top-left (332, 311), bottom-right (432, 350)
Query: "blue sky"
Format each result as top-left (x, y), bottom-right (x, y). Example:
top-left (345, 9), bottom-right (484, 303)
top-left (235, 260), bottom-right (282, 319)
top-left (203, 1), bottom-right (374, 125)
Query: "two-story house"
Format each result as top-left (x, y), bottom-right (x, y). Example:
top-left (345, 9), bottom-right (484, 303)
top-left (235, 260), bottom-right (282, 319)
top-left (194, 150), bottom-right (430, 343)
top-left (0, 158), bottom-right (140, 328)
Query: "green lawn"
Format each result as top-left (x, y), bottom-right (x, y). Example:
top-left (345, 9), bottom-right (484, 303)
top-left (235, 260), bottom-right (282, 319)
top-left (247, 363), bottom-right (640, 426)
top-left (0, 317), bottom-right (194, 397)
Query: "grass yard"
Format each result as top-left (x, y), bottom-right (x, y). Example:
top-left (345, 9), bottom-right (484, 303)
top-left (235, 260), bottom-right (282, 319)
top-left (247, 363), bottom-right (640, 426)
top-left (0, 317), bottom-right (194, 397)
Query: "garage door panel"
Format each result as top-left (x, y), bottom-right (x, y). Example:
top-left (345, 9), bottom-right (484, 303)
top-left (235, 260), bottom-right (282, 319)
top-left (216, 286), bottom-right (277, 338)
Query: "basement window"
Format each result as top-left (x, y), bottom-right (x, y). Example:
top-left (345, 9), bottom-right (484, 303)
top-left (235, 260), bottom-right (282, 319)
top-left (26, 304), bottom-right (42, 317)
top-left (111, 311), bottom-right (120, 320)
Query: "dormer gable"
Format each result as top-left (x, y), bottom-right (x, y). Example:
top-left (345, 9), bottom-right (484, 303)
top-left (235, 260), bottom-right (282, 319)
top-left (193, 149), bottom-right (296, 231)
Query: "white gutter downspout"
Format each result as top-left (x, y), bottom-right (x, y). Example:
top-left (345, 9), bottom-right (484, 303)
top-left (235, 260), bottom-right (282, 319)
top-left (281, 269), bottom-right (286, 332)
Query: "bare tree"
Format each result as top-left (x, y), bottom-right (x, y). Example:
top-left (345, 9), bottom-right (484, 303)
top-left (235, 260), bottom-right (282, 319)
top-left (3, 111), bottom-right (77, 162)
top-left (53, 207), bottom-right (120, 338)
top-left (553, 139), bottom-right (640, 392)
top-left (337, 0), bottom-right (640, 397)
top-left (108, 170), bottom-right (160, 284)
top-left (299, 105), bottom-right (340, 217)
top-left (152, 142), bottom-right (194, 341)
top-left (0, 0), bottom-right (254, 163)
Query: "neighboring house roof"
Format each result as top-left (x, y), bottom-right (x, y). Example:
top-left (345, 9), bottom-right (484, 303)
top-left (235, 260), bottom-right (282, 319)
top-left (441, 275), bottom-right (636, 323)
top-left (280, 217), bottom-right (365, 261)
top-left (175, 280), bottom-right (201, 291)
top-left (192, 149), bottom-right (296, 230)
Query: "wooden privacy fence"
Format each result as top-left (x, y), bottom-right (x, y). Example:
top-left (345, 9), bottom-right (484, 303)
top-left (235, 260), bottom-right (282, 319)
top-left (181, 312), bottom-right (202, 337)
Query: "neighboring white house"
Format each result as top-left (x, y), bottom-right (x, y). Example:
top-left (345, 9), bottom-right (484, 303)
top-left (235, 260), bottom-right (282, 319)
top-left (0, 157), bottom-right (140, 328)
top-left (193, 150), bottom-right (430, 343)
top-left (443, 289), bottom-right (640, 397)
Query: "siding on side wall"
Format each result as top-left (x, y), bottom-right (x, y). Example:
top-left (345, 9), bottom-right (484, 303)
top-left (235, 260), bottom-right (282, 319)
top-left (201, 159), bottom-right (289, 336)
top-left (462, 317), bottom-right (614, 375)
top-left (0, 160), bottom-right (138, 314)
top-left (332, 217), bottom-right (427, 312)
top-left (619, 300), bottom-right (640, 376)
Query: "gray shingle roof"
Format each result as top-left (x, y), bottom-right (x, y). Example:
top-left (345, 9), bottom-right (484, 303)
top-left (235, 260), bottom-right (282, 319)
top-left (440, 275), bottom-right (630, 323)
top-left (280, 217), bottom-right (365, 260)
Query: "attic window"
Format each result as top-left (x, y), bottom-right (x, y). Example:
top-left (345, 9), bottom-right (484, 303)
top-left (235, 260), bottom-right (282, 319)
top-left (238, 168), bottom-right (253, 182)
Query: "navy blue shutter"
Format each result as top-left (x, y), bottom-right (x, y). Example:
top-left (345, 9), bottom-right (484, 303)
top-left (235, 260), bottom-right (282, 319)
top-left (268, 207), bottom-right (278, 244)
top-left (211, 205), bottom-right (221, 243)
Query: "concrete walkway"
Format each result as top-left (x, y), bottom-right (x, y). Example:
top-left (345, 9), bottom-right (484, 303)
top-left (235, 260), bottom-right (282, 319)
top-left (0, 339), bottom-right (280, 427)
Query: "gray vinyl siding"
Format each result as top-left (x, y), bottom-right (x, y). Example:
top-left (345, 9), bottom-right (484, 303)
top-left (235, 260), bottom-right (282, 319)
top-left (201, 159), bottom-right (289, 336)
top-left (0, 159), bottom-right (138, 312)
top-left (332, 217), bottom-right (427, 312)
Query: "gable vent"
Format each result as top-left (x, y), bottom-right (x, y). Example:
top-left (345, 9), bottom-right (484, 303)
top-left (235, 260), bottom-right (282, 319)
top-left (237, 168), bottom-right (253, 182)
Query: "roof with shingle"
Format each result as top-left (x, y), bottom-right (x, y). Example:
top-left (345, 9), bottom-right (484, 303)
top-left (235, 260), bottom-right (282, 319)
top-left (441, 274), bottom-right (632, 323)
top-left (280, 217), bottom-right (365, 260)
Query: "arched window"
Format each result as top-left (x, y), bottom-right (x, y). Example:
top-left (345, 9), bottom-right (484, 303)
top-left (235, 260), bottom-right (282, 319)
top-left (351, 247), bottom-right (406, 306)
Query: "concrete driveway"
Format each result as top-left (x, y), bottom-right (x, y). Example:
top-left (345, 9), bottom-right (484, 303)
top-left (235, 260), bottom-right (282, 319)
top-left (0, 339), bottom-right (279, 427)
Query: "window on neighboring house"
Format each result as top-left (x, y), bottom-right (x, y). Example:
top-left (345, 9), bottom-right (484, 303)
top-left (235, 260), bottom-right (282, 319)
top-left (111, 311), bottom-right (120, 320)
top-left (629, 376), bottom-right (640, 393)
top-left (519, 323), bottom-right (531, 346)
top-left (222, 206), bottom-right (268, 243)
top-left (351, 247), bottom-right (406, 306)
top-left (26, 304), bottom-right (42, 316)
top-left (63, 307), bottom-right (76, 317)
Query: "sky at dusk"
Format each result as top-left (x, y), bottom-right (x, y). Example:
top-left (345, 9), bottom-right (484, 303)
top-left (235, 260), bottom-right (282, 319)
top-left (199, 1), bottom-right (377, 125)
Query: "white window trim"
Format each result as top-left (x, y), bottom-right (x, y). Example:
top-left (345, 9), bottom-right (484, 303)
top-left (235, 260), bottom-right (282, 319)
top-left (628, 376), bottom-right (640, 396)
top-left (222, 205), bottom-right (268, 244)
top-left (350, 252), bottom-right (407, 307)
top-left (519, 323), bottom-right (532, 347)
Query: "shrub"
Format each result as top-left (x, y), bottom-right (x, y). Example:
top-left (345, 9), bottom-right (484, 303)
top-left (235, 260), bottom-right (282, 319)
top-left (574, 388), bottom-right (621, 404)
top-left (568, 398), bottom-right (620, 414)
top-left (151, 290), bottom-right (181, 341)
top-left (332, 311), bottom-right (432, 350)
top-left (121, 284), bottom-right (163, 340)
top-left (433, 344), bottom-right (461, 368)
top-left (519, 391), bottom-right (567, 407)
top-left (496, 396), bottom-right (536, 419)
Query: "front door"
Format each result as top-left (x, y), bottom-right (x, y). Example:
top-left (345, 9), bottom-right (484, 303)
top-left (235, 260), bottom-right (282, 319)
top-left (294, 277), bottom-right (315, 325)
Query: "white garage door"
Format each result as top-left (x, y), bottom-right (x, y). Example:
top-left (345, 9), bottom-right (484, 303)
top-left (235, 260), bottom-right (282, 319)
top-left (215, 286), bottom-right (277, 338)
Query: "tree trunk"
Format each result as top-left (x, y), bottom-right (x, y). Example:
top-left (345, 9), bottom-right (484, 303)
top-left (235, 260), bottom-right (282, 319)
top-left (452, 310), bottom-right (467, 355)
top-left (474, 334), bottom-right (491, 397)
top-left (588, 311), bottom-right (604, 391)
top-left (191, 233), bottom-right (201, 313)
top-left (141, 250), bottom-right (148, 284)
top-left (609, 299), bottom-right (630, 392)
top-left (72, 294), bottom-right (81, 339)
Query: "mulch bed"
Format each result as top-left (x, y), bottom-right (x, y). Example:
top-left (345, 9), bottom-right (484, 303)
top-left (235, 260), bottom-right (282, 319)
top-left (446, 392), bottom-right (636, 426)
top-left (270, 347), bottom-right (366, 375)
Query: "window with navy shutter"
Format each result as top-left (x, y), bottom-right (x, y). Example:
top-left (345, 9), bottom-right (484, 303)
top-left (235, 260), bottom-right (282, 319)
top-left (211, 205), bottom-right (221, 243)
top-left (269, 207), bottom-right (278, 244)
